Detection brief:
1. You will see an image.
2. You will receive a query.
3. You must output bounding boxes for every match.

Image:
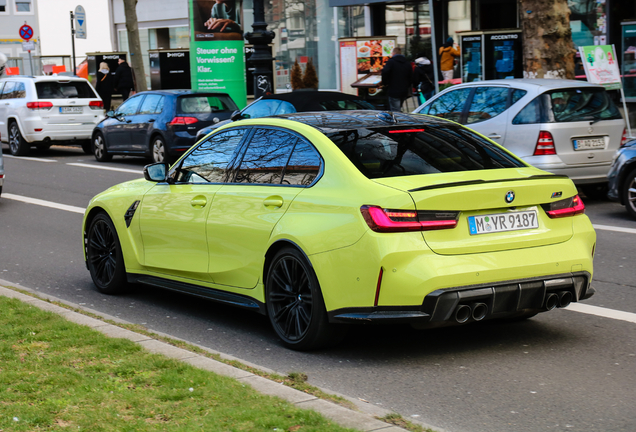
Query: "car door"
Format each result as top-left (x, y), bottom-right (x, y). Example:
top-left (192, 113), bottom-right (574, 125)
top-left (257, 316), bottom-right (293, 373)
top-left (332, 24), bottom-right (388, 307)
top-left (461, 86), bottom-right (510, 144)
top-left (138, 127), bottom-right (247, 279)
top-left (416, 87), bottom-right (472, 123)
top-left (103, 95), bottom-right (144, 151)
top-left (133, 93), bottom-right (164, 151)
top-left (205, 127), bottom-right (314, 289)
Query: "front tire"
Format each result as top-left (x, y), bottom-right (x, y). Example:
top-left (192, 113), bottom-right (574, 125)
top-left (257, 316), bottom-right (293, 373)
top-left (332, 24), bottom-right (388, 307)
top-left (86, 212), bottom-right (129, 294)
top-left (150, 136), bottom-right (166, 164)
top-left (93, 132), bottom-right (112, 162)
top-left (8, 122), bottom-right (30, 156)
top-left (266, 247), bottom-right (337, 350)
top-left (623, 168), bottom-right (636, 220)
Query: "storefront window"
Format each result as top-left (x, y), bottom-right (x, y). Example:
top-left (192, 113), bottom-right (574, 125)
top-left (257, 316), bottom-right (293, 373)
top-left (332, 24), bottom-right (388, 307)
top-left (570, 0), bottom-right (607, 48)
top-left (170, 26), bottom-right (190, 49)
top-left (447, 0), bottom-right (471, 38)
top-left (623, 22), bottom-right (636, 101)
top-left (338, 6), bottom-right (366, 38)
top-left (385, 3), bottom-right (431, 59)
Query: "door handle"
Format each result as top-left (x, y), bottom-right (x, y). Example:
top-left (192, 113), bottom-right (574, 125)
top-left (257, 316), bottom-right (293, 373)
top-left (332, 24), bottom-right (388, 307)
top-left (488, 134), bottom-right (502, 139)
top-left (190, 196), bottom-right (207, 208)
top-left (263, 196), bottom-right (283, 208)
top-left (148, 119), bottom-right (155, 123)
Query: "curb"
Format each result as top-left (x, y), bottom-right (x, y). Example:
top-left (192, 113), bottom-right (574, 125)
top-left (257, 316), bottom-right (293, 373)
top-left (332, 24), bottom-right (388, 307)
top-left (0, 282), bottom-right (441, 432)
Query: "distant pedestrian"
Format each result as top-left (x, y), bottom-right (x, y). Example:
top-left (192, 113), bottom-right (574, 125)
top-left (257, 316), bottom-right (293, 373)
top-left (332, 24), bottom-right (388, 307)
top-left (439, 37), bottom-right (460, 82)
top-left (381, 47), bottom-right (412, 112)
top-left (95, 62), bottom-right (113, 111)
top-left (413, 54), bottom-right (435, 101)
top-left (113, 58), bottom-right (134, 101)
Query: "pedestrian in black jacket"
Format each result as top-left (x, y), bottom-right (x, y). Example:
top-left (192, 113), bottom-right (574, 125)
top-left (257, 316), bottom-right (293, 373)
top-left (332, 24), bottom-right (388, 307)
top-left (381, 47), bottom-right (412, 112)
top-left (413, 55), bottom-right (435, 101)
top-left (95, 62), bottom-right (113, 111)
top-left (113, 58), bottom-right (134, 101)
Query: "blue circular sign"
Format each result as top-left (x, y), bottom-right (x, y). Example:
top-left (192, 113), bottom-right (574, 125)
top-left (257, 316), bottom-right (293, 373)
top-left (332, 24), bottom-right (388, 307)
top-left (20, 24), bottom-right (34, 41)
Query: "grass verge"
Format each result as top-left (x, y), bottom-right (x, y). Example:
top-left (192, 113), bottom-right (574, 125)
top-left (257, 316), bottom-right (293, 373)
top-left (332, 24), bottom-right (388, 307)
top-left (0, 296), bottom-right (359, 432)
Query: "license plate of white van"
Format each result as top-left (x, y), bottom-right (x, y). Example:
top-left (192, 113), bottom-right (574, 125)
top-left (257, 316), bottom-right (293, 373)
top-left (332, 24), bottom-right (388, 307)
top-left (572, 137), bottom-right (605, 150)
top-left (468, 210), bottom-right (538, 235)
top-left (60, 106), bottom-right (83, 114)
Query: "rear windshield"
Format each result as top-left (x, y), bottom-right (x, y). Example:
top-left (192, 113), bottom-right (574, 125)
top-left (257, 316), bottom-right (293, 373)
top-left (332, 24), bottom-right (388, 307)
top-left (327, 125), bottom-right (524, 179)
top-left (319, 99), bottom-right (375, 110)
top-left (513, 88), bottom-right (622, 124)
top-left (35, 81), bottom-right (97, 99)
top-left (177, 95), bottom-right (238, 114)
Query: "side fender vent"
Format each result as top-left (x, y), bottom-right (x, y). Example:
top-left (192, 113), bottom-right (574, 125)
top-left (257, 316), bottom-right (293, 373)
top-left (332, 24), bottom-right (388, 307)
top-left (124, 200), bottom-right (140, 228)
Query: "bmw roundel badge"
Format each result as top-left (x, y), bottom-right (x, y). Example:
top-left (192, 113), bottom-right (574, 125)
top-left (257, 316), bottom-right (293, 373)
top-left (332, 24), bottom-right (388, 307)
top-left (505, 190), bottom-right (515, 204)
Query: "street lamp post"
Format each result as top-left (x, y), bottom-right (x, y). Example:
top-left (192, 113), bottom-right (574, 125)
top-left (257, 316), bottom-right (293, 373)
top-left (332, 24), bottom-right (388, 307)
top-left (244, 0), bottom-right (275, 98)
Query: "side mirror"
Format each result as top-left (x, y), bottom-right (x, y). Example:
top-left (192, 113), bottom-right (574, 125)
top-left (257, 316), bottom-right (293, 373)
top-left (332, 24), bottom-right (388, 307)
top-left (105, 110), bottom-right (115, 118)
top-left (230, 110), bottom-right (243, 121)
top-left (143, 162), bottom-right (169, 182)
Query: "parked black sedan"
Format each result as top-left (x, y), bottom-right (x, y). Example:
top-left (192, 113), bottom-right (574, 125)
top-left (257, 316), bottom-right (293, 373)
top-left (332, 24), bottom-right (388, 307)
top-left (195, 91), bottom-right (376, 141)
top-left (608, 136), bottom-right (636, 219)
top-left (91, 90), bottom-right (238, 163)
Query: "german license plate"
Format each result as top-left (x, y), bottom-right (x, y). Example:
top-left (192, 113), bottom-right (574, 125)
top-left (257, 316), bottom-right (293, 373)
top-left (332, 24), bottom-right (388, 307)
top-left (468, 210), bottom-right (538, 235)
top-left (572, 137), bottom-right (605, 150)
top-left (60, 106), bottom-right (83, 114)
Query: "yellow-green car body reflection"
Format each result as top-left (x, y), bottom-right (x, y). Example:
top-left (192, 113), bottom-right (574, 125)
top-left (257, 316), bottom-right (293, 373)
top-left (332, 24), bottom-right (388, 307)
top-left (82, 112), bottom-right (596, 350)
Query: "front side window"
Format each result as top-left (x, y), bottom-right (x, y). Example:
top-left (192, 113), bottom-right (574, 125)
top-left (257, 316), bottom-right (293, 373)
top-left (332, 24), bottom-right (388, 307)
top-left (138, 94), bottom-right (164, 115)
top-left (175, 128), bottom-right (247, 183)
top-left (419, 88), bottom-right (471, 122)
top-left (466, 87), bottom-right (509, 124)
top-left (35, 81), bottom-right (97, 99)
top-left (234, 128), bottom-right (298, 184)
top-left (116, 95), bottom-right (143, 116)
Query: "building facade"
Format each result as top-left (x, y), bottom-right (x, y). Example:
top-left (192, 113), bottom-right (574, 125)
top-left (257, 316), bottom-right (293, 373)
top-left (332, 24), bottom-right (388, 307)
top-left (0, 0), bottom-right (40, 74)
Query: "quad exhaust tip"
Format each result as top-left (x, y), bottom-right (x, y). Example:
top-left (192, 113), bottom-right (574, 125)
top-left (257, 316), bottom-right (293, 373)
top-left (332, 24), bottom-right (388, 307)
top-left (454, 303), bottom-right (489, 323)
top-left (454, 305), bottom-right (471, 323)
top-left (558, 291), bottom-right (573, 308)
top-left (472, 303), bottom-right (488, 321)
top-left (544, 293), bottom-right (559, 311)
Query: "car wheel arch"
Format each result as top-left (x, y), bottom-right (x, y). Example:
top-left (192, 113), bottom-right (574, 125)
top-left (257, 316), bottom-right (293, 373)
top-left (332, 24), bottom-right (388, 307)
top-left (262, 239), bottom-right (315, 296)
top-left (619, 158), bottom-right (636, 205)
top-left (83, 207), bottom-right (112, 261)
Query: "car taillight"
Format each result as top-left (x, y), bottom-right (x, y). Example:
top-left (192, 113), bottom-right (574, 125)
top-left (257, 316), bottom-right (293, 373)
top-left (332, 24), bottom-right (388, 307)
top-left (360, 206), bottom-right (459, 232)
top-left (89, 100), bottom-right (104, 110)
top-left (26, 101), bottom-right (53, 110)
top-left (542, 195), bottom-right (585, 218)
top-left (621, 128), bottom-right (629, 147)
top-left (533, 131), bottom-right (556, 155)
top-left (168, 116), bottom-right (198, 126)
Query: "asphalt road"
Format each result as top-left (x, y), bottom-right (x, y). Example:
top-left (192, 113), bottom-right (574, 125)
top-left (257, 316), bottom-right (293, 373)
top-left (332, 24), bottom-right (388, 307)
top-left (1, 145), bottom-right (635, 432)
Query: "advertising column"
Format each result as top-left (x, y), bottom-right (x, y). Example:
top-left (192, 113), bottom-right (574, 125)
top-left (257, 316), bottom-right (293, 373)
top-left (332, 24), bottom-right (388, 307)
top-left (460, 34), bottom-right (483, 83)
top-left (188, 0), bottom-right (247, 108)
top-left (484, 32), bottom-right (522, 80)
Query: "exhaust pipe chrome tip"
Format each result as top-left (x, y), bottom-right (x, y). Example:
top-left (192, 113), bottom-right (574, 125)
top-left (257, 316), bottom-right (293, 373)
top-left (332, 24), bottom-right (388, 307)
top-left (558, 291), bottom-right (573, 308)
top-left (454, 305), bottom-right (471, 324)
top-left (472, 303), bottom-right (488, 321)
top-left (544, 293), bottom-right (559, 311)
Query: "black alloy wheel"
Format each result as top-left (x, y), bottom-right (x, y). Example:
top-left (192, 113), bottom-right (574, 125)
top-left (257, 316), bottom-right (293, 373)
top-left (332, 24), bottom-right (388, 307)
top-left (8, 122), bottom-right (29, 156)
top-left (93, 132), bottom-right (112, 162)
top-left (86, 212), bottom-right (128, 294)
top-left (623, 168), bottom-right (636, 220)
top-left (266, 247), bottom-right (337, 350)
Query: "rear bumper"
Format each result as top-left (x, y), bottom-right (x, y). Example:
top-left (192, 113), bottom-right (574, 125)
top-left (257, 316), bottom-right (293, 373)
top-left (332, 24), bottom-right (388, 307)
top-left (23, 124), bottom-right (96, 143)
top-left (523, 156), bottom-right (611, 185)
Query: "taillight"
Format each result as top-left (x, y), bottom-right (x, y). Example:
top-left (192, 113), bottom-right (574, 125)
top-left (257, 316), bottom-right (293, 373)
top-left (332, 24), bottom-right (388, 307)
top-left (542, 195), bottom-right (585, 218)
top-left (360, 206), bottom-right (459, 232)
top-left (534, 131), bottom-right (556, 155)
top-left (89, 100), bottom-right (104, 110)
top-left (168, 116), bottom-right (198, 126)
top-left (26, 101), bottom-right (53, 110)
top-left (621, 128), bottom-right (629, 147)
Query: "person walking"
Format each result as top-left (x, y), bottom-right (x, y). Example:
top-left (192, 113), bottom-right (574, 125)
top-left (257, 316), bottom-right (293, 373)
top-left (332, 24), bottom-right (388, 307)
top-left (413, 54), bottom-right (435, 102)
top-left (113, 58), bottom-right (135, 101)
top-left (381, 47), bottom-right (412, 112)
top-left (95, 62), bottom-right (113, 111)
top-left (439, 37), bottom-right (460, 82)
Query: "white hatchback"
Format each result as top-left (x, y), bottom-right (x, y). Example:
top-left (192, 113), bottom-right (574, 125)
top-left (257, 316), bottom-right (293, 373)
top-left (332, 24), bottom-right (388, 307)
top-left (0, 76), bottom-right (104, 156)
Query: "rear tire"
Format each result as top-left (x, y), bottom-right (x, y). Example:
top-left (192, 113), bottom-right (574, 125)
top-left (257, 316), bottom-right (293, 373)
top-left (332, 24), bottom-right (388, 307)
top-left (266, 247), bottom-right (340, 350)
top-left (8, 121), bottom-right (30, 156)
top-left (149, 136), bottom-right (167, 164)
top-left (86, 212), bottom-right (129, 294)
top-left (93, 132), bottom-right (112, 162)
top-left (622, 168), bottom-right (636, 220)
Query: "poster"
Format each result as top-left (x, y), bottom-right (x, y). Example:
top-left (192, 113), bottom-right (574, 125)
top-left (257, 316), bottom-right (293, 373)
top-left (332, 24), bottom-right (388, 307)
top-left (579, 45), bottom-right (622, 90)
top-left (189, 0), bottom-right (247, 108)
top-left (338, 37), bottom-right (396, 95)
top-left (460, 35), bottom-right (483, 82)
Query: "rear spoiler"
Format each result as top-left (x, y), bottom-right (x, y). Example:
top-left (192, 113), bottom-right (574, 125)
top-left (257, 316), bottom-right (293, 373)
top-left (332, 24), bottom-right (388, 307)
top-left (408, 175), bottom-right (570, 193)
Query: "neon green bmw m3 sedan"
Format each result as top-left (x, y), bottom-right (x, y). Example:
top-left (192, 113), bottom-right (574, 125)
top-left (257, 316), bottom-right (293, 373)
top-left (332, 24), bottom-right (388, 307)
top-left (83, 111), bottom-right (596, 350)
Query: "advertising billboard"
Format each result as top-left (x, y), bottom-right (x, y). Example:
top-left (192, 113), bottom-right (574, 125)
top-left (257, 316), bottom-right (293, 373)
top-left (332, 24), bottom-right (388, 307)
top-left (579, 45), bottom-right (621, 90)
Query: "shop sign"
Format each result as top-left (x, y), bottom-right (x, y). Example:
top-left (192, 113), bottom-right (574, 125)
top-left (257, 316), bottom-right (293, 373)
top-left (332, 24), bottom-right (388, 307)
top-left (579, 45), bottom-right (622, 90)
top-left (188, 0), bottom-right (247, 108)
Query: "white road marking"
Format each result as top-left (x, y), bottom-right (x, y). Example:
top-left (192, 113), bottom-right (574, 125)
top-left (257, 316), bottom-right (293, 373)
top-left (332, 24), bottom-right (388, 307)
top-left (565, 303), bottom-right (636, 324)
top-left (66, 162), bottom-right (143, 174)
top-left (592, 224), bottom-right (636, 235)
top-left (3, 155), bottom-right (57, 162)
top-left (2, 193), bottom-right (85, 214)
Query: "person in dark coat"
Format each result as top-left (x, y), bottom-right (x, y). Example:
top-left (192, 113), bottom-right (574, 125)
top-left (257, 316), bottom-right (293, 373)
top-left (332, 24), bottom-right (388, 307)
top-left (95, 62), bottom-right (113, 111)
top-left (413, 55), bottom-right (435, 101)
top-left (381, 47), bottom-right (412, 112)
top-left (113, 58), bottom-right (134, 101)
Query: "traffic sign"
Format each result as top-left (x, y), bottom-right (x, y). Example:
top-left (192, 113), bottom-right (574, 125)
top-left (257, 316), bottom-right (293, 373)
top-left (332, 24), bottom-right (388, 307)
top-left (22, 41), bottom-right (35, 52)
top-left (19, 24), bottom-right (34, 41)
top-left (74, 5), bottom-right (86, 39)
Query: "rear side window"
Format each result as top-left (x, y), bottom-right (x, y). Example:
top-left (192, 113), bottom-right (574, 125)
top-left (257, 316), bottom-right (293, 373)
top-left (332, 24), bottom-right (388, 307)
top-left (12, 82), bottom-right (26, 99)
top-left (139, 94), bottom-right (164, 114)
top-left (234, 128), bottom-right (297, 184)
top-left (35, 81), bottom-right (97, 99)
top-left (547, 88), bottom-right (621, 122)
top-left (1, 81), bottom-right (16, 99)
top-left (511, 89), bottom-right (527, 104)
top-left (419, 88), bottom-right (471, 122)
top-left (242, 99), bottom-right (296, 118)
top-left (284, 140), bottom-right (322, 186)
top-left (512, 97), bottom-right (543, 124)
top-left (327, 125), bottom-right (524, 179)
top-left (466, 87), bottom-right (509, 124)
top-left (177, 95), bottom-right (237, 114)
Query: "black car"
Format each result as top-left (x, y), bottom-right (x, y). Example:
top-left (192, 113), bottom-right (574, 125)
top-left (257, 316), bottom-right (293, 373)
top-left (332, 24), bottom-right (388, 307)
top-left (91, 90), bottom-right (238, 163)
top-left (608, 136), bottom-right (636, 219)
top-left (195, 91), bottom-right (376, 141)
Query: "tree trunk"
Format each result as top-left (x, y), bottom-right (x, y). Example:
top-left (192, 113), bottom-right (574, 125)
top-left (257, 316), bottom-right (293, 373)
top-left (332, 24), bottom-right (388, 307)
top-left (122, 0), bottom-right (147, 92)
top-left (519, 0), bottom-right (575, 79)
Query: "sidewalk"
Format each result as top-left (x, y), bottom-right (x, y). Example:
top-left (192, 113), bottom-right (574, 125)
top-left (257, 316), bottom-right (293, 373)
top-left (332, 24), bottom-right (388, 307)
top-left (0, 281), bottom-right (442, 432)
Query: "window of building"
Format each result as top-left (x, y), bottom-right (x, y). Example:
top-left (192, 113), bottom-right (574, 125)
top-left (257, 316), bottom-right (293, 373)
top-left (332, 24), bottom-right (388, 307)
top-left (0, 0), bottom-right (8, 13)
top-left (338, 6), bottom-right (366, 38)
top-left (15, 0), bottom-right (32, 13)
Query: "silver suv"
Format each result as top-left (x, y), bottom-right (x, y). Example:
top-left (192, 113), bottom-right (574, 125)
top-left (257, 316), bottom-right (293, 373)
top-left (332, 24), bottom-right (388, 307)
top-left (414, 79), bottom-right (627, 193)
top-left (0, 75), bottom-right (104, 156)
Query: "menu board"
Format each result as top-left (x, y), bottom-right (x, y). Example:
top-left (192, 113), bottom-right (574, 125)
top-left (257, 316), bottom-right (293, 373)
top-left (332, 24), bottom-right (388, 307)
top-left (339, 37), bottom-right (397, 95)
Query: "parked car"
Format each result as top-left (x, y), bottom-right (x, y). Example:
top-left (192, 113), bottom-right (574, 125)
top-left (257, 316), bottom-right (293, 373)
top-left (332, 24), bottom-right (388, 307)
top-left (607, 136), bottom-right (636, 219)
top-left (91, 90), bottom-right (238, 164)
top-left (195, 91), bottom-right (376, 141)
top-left (83, 110), bottom-right (596, 350)
top-left (413, 79), bottom-right (628, 197)
top-left (0, 75), bottom-right (104, 156)
top-left (0, 133), bottom-right (4, 197)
